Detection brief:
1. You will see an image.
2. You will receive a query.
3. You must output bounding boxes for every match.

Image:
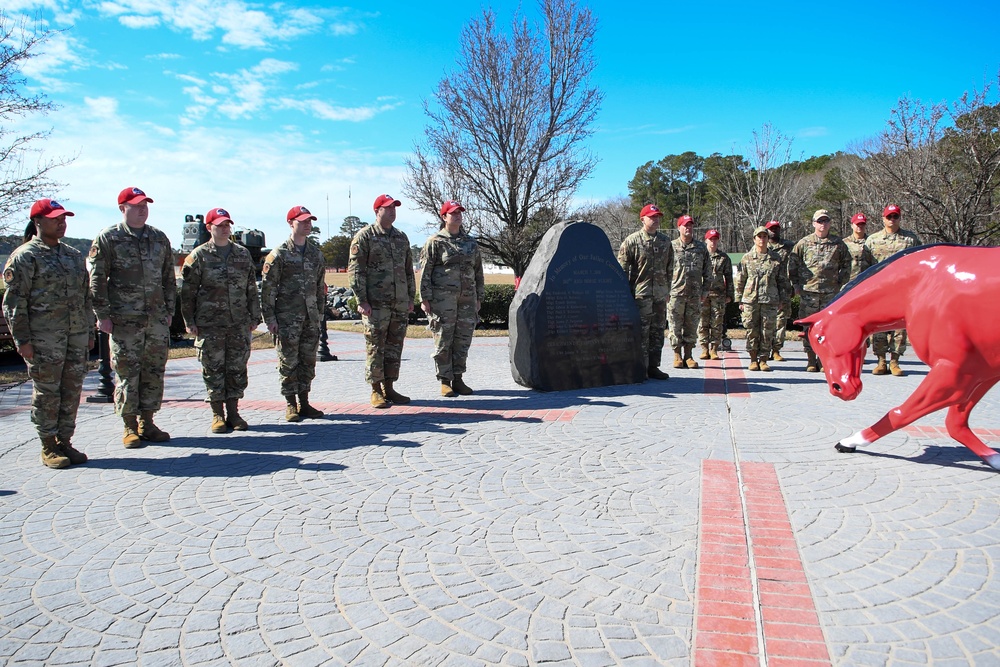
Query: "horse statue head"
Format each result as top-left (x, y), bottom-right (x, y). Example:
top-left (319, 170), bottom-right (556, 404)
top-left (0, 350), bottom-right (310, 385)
top-left (796, 309), bottom-right (867, 401)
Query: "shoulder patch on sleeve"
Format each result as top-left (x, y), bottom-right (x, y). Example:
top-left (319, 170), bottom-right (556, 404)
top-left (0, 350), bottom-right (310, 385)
top-left (3, 268), bottom-right (13, 284)
top-left (350, 243), bottom-right (360, 257)
top-left (261, 263), bottom-right (270, 275)
top-left (183, 254), bottom-right (196, 267)
top-left (88, 244), bottom-right (99, 258)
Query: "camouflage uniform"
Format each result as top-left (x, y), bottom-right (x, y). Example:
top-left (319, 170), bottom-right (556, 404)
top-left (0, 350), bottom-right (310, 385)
top-left (845, 235), bottom-right (876, 280)
top-left (668, 238), bottom-right (712, 350)
top-left (735, 248), bottom-right (790, 361)
top-left (349, 224), bottom-right (415, 383)
top-left (419, 228), bottom-right (485, 381)
top-left (260, 238), bottom-right (326, 399)
top-left (698, 248), bottom-right (734, 352)
top-left (3, 239), bottom-right (93, 440)
top-left (180, 242), bottom-right (261, 402)
top-left (789, 233), bottom-right (852, 356)
top-left (866, 228), bottom-right (922, 357)
top-left (617, 229), bottom-right (674, 370)
top-left (767, 239), bottom-right (794, 354)
top-left (89, 222), bottom-right (176, 416)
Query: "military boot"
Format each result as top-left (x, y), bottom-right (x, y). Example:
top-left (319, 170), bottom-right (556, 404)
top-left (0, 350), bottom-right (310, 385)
top-left (371, 383), bottom-right (390, 409)
top-left (709, 344), bottom-right (721, 361)
top-left (647, 366), bottom-right (670, 380)
top-left (383, 381), bottom-right (410, 404)
top-left (772, 350), bottom-right (785, 362)
top-left (684, 346), bottom-right (699, 369)
top-left (56, 437), bottom-right (88, 465)
top-left (284, 397), bottom-right (301, 422)
top-left (872, 357), bottom-right (888, 376)
top-left (440, 379), bottom-right (457, 398)
top-left (889, 354), bottom-right (905, 377)
top-left (138, 411), bottom-right (170, 442)
top-left (748, 360), bottom-right (760, 371)
top-left (297, 393), bottom-right (324, 419)
top-left (210, 401), bottom-right (231, 433)
top-left (226, 399), bottom-right (248, 430)
top-left (673, 349), bottom-right (684, 369)
top-left (758, 358), bottom-right (772, 372)
top-left (699, 345), bottom-right (710, 360)
top-left (40, 436), bottom-right (70, 469)
top-left (806, 351), bottom-right (820, 373)
top-left (122, 415), bottom-right (142, 448)
top-left (451, 376), bottom-right (474, 396)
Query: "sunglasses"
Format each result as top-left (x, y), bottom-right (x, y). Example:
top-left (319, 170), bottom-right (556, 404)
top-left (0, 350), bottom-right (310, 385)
top-left (886, 214), bottom-right (900, 220)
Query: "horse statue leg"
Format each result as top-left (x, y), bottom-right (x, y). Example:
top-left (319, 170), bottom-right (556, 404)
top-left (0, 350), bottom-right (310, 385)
top-left (835, 360), bottom-right (995, 463)
top-left (944, 378), bottom-right (1000, 470)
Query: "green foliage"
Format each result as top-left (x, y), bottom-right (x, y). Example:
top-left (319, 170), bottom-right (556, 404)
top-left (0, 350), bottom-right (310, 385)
top-left (478, 284), bottom-right (515, 326)
top-left (320, 235), bottom-right (351, 268)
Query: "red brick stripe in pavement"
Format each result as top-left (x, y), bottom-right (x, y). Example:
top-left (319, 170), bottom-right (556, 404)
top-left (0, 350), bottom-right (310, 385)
top-left (695, 460), bottom-right (831, 667)
top-left (703, 353), bottom-right (750, 398)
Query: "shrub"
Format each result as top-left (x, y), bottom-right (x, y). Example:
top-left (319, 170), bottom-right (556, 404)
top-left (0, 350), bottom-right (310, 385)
top-left (479, 284), bottom-right (515, 326)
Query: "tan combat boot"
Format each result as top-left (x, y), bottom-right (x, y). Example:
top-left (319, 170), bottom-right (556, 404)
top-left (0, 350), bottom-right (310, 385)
top-left (138, 411), bottom-right (170, 442)
top-left (56, 437), bottom-right (88, 465)
top-left (440, 379), bottom-right (457, 397)
top-left (806, 351), bottom-right (819, 373)
top-left (226, 399), bottom-right (248, 430)
top-left (684, 346), bottom-right (699, 369)
top-left (41, 436), bottom-right (70, 469)
top-left (211, 401), bottom-right (230, 433)
top-left (383, 381), bottom-right (410, 404)
top-left (772, 350), bottom-right (785, 362)
top-left (889, 354), bottom-right (905, 377)
top-left (759, 358), bottom-right (772, 372)
top-left (872, 357), bottom-right (888, 376)
top-left (709, 344), bottom-right (721, 361)
top-left (451, 376), bottom-right (474, 396)
top-left (285, 397), bottom-right (301, 422)
top-left (673, 349), bottom-right (684, 369)
top-left (122, 415), bottom-right (142, 448)
top-left (371, 383), bottom-right (390, 409)
top-left (297, 393), bottom-right (324, 419)
top-left (699, 345), bottom-right (710, 360)
top-left (748, 360), bottom-right (760, 371)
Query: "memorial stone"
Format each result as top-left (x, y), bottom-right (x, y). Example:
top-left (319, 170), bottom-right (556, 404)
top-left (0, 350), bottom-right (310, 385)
top-left (509, 221), bottom-right (646, 391)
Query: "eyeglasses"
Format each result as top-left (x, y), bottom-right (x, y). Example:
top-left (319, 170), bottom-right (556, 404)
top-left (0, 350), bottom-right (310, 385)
top-left (886, 214), bottom-right (900, 220)
top-left (816, 219), bottom-right (831, 224)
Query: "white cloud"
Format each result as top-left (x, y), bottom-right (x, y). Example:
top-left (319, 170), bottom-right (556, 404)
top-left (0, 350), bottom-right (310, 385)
top-left (276, 98), bottom-right (401, 123)
top-left (18, 29), bottom-right (88, 89)
top-left (145, 52), bottom-right (183, 60)
top-left (83, 96), bottom-right (118, 118)
top-left (796, 126), bottom-right (829, 138)
top-left (119, 15), bottom-right (161, 28)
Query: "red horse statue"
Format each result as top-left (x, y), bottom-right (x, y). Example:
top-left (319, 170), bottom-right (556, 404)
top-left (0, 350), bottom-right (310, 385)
top-left (797, 244), bottom-right (1000, 471)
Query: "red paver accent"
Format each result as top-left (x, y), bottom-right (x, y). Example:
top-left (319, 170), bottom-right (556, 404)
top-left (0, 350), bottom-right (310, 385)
top-left (696, 460), bottom-right (831, 667)
top-left (903, 424), bottom-right (998, 441)
top-left (703, 355), bottom-right (750, 398)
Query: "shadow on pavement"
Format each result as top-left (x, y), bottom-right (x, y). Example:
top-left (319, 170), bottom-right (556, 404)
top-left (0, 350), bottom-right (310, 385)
top-left (83, 451), bottom-right (348, 477)
top-left (853, 444), bottom-right (999, 473)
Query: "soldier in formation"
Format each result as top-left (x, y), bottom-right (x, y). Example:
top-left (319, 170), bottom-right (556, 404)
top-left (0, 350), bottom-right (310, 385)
top-left (669, 215), bottom-right (711, 369)
top-left (845, 212), bottom-right (876, 280)
top-left (349, 194), bottom-right (416, 408)
top-left (89, 187), bottom-right (175, 447)
top-left (260, 205), bottom-right (327, 421)
top-left (617, 204), bottom-right (673, 380)
top-left (698, 229), bottom-right (733, 361)
top-left (789, 209), bottom-right (852, 373)
top-left (3, 200), bottom-right (93, 468)
top-left (763, 221), bottom-right (794, 362)
top-left (419, 200), bottom-right (485, 396)
top-left (180, 208), bottom-right (262, 433)
top-left (735, 227), bottom-right (790, 371)
top-left (866, 204), bottom-right (922, 376)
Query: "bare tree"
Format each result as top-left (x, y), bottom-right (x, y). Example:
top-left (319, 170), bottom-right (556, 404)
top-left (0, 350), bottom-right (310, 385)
top-left (403, 0), bottom-right (602, 277)
top-left (0, 13), bottom-right (72, 233)
top-left (572, 196), bottom-right (634, 249)
top-left (849, 77), bottom-right (1000, 246)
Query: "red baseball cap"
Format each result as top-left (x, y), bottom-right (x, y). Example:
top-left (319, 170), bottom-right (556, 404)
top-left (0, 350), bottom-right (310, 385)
top-left (30, 198), bottom-right (74, 219)
top-left (764, 220), bottom-right (781, 230)
top-left (851, 212), bottom-right (868, 224)
top-left (440, 200), bottom-right (465, 216)
top-left (205, 208), bottom-right (233, 226)
top-left (676, 215), bottom-right (694, 227)
top-left (704, 229), bottom-right (720, 240)
top-left (883, 204), bottom-right (901, 217)
top-left (118, 186), bottom-right (153, 205)
top-left (640, 204), bottom-right (663, 218)
top-left (373, 194), bottom-right (402, 212)
top-left (287, 205), bottom-right (317, 222)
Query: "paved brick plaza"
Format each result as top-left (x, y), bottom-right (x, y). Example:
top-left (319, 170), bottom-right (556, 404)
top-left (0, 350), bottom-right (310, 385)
top-left (1, 330), bottom-right (999, 666)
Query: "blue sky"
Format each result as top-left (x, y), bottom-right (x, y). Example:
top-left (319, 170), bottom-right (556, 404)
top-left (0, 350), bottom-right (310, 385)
top-left (9, 0), bottom-right (999, 246)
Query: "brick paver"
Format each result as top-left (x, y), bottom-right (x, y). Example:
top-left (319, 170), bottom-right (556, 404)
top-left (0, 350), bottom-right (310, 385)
top-left (1, 331), bottom-right (999, 665)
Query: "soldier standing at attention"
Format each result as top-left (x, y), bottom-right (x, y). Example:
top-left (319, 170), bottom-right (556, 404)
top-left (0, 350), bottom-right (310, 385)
top-left (180, 208), bottom-right (262, 433)
top-left (845, 212), bottom-right (877, 280)
top-left (90, 187), bottom-right (175, 447)
top-left (865, 204), bottom-right (922, 376)
top-left (419, 200), bottom-right (485, 396)
top-left (789, 209), bottom-right (852, 373)
top-left (349, 194), bottom-right (415, 409)
top-left (617, 204), bottom-right (673, 380)
top-left (260, 205), bottom-right (327, 422)
top-left (735, 227), bottom-right (790, 372)
top-left (698, 229), bottom-right (733, 361)
top-left (764, 220), bottom-right (794, 362)
top-left (3, 199), bottom-right (93, 468)
top-left (669, 215), bottom-right (712, 369)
